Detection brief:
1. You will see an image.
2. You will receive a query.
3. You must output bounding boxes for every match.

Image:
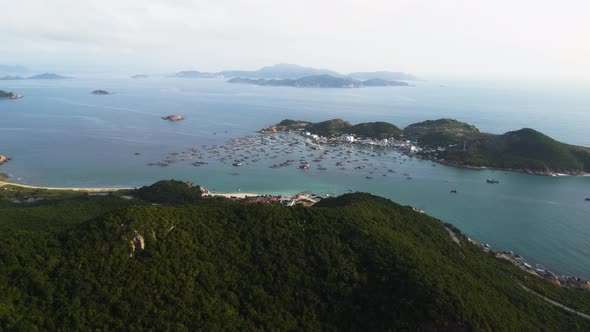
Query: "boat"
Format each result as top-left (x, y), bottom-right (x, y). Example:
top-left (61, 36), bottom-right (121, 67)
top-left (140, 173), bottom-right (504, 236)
top-left (298, 164), bottom-right (310, 170)
top-left (586, 197), bottom-right (590, 201)
top-left (450, 190), bottom-right (457, 194)
top-left (486, 179), bottom-right (500, 184)
top-left (232, 162), bottom-right (242, 166)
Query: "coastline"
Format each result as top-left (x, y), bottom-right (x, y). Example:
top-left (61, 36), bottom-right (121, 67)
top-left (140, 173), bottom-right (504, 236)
top-left (432, 159), bottom-right (590, 177)
top-left (0, 180), bottom-right (132, 192)
top-left (0, 180), bottom-right (261, 198)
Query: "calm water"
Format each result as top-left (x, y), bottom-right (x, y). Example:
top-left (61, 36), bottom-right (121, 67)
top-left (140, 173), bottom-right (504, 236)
top-left (1, 77), bottom-right (589, 278)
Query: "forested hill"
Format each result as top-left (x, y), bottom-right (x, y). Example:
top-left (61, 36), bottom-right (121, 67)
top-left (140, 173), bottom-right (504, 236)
top-left (1, 184), bottom-right (590, 330)
top-left (263, 118), bottom-right (590, 175)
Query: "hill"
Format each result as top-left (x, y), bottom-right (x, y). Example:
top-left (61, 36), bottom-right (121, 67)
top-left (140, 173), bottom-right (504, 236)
top-left (349, 121), bottom-right (403, 139)
top-left (0, 90), bottom-right (14, 98)
top-left (1, 184), bottom-right (589, 330)
top-left (406, 119), bottom-right (590, 175)
top-left (404, 118), bottom-right (481, 146)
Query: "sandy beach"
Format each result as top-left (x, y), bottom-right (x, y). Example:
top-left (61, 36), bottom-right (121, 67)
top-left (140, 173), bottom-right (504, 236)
top-left (0, 180), bottom-right (263, 198)
top-left (0, 181), bottom-right (132, 192)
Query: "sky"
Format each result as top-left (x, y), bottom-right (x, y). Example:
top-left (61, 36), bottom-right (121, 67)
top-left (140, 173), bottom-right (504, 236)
top-left (1, 0), bottom-right (589, 79)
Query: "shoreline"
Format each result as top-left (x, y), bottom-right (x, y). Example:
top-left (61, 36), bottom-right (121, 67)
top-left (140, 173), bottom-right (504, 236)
top-left (431, 159), bottom-right (590, 177)
top-left (0, 180), bottom-right (262, 198)
top-left (0, 180), bottom-right (132, 192)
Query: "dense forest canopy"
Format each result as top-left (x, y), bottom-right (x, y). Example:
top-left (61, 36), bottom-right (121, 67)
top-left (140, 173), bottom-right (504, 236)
top-left (1, 181), bottom-right (589, 330)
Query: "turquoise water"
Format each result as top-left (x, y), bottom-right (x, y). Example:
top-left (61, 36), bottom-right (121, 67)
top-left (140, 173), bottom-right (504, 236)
top-left (1, 77), bottom-right (589, 278)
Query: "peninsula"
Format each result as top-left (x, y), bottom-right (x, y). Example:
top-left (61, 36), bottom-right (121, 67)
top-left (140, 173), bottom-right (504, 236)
top-left (228, 74), bottom-right (409, 88)
top-left (0, 90), bottom-right (23, 99)
top-left (260, 118), bottom-right (590, 176)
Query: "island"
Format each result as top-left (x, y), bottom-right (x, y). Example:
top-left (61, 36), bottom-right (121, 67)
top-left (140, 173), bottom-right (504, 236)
top-left (0, 90), bottom-right (23, 99)
top-left (26, 73), bottom-right (70, 79)
top-left (0, 73), bottom-right (70, 80)
top-left (228, 74), bottom-right (409, 88)
top-left (260, 118), bottom-right (590, 176)
top-left (218, 63), bottom-right (417, 81)
top-left (0, 179), bottom-right (588, 330)
top-left (91, 90), bottom-right (113, 95)
top-left (131, 74), bottom-right (149, 79)
top-left (161, 115), bottom-right (185, 121)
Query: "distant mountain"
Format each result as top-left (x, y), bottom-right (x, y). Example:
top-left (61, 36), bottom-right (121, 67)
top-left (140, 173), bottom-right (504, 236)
top-left (228, 75), bottom-right (409, 88)
top-left (131, 74), bottom-right (149, 79)
top-left (174, 71), bottom-right (220, 78)
top-left (348, 71), bottom-right (417, 81)
top-left (26, 73), bottom-right (70, 79)
top-left (219, 63), bottom-right (343, 79)
top-left (0, 75), bottom-right (25, 80)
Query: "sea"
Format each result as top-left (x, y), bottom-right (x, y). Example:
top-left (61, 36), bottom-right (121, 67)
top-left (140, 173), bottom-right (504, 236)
top-left (1, 77), bottom-right (589, 278)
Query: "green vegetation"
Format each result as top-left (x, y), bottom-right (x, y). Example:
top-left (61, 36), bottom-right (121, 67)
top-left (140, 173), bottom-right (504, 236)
top-left (349, 121), bottom-right (403, 139)
top-left (267, 117), bottom-right (590, 174)
top-left (405, 119), bottom-right (590, 173)
top-left (0, 90), bottom-right (14, 98)
top-left (306, 119), bottom-right (352, 136)
top-left (1, 182), bottom-right (589, 330)
top-left (404, 118), bottom-right (481, 146)
top-left (135, 180), bottom-right (203, 204)
top-left (270, 119), bottom-right (402, 139)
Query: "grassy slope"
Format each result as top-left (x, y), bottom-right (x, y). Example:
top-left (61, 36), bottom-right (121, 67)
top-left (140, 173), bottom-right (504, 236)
top-left (1, 192), bottom-right (589, 330)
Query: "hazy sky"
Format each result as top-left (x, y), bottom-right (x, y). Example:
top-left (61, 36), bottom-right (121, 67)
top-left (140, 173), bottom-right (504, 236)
top-left (1, 0), bottom-right (589, 79)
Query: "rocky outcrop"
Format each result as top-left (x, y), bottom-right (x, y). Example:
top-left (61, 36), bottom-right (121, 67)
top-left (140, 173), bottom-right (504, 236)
top-left (129, 232), bottom-right (145, 256)
top-left (0, 155), bottom-right (10, 165)
top-left (162, 115), bottom-right (185, 121)
top-left (91, 90), bottom-right (112, 95)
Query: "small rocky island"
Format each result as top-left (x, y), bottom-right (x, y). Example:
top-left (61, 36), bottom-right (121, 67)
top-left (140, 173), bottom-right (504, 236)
top-left (0, 155), bottom-right (10, 165)
top-left (0, 90), bottom-right (23, 99)
top-left (162, 115), bottom-right (185, 122)
top-left (91, 90), bottom-right (112, 95)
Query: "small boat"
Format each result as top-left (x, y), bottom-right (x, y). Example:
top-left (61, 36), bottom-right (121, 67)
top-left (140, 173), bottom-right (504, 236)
top-left (232, 162), bottom-right (242, 167)
top-left (298, 164), bottom-right (310, 170)
top-left (486, 179), bottom-right (500, 184)
top-left (585, 197), bottom-right (590, 201)
top-left (365, 176), bottom-right (373, 179)
top-left (450, 190), bottom-right (457, 194)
